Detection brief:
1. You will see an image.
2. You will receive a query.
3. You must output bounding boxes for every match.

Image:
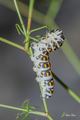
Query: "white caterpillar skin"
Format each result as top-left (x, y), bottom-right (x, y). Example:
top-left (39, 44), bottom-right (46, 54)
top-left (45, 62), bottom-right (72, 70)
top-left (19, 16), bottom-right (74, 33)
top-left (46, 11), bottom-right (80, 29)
top-left (30, 29), bottom-right (65, 99)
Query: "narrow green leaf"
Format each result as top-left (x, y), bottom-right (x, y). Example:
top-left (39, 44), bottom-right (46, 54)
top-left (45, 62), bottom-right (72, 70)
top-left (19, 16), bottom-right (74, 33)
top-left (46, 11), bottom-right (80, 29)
top-left (15, 24), bottom-right (26, 36)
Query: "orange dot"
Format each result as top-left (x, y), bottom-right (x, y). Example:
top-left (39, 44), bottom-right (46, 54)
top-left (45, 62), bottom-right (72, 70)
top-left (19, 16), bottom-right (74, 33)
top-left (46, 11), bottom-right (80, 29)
top-left (50, 71), bottom-right (52, 76)
top-left (44, 64), bottom-right (47, 68)
top-left (50, 91), bottom-right (52, 93)
top-left (46, 72), bottom-right (49, 76)
top-left (49, 82), bottom-right (51, 86)
top-left (43, 57), bottom-right (45, 61)
top-left (48, 63), bottom-right (50, 68)
top-left (53, 46), bottom-right (56, 49)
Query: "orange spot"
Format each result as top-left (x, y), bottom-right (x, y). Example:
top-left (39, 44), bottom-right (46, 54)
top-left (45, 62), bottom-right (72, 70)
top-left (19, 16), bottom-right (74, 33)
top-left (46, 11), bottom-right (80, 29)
top-left (52, 82), bottom-right (54, 86)
top-left (50, 71), bottom-right (52, 76)
top-left (43, 57), bottom-right (45, 61)
top-left (46, 72), bottom-right (49, 76)
top-left (48, 63), bottom-right (50, 68)
top-left (48, 49), bottom-right (51, 53)
top-left (49, 82), bottom-right (51, 86)
top-left (53, 46), bottom-right (56, 49)
top-left (44, 64), bottom-right (47, 68)
top-left (59, 43), bottom-right (62, 46)
top-left (44, 52), bottom-right (47, 55)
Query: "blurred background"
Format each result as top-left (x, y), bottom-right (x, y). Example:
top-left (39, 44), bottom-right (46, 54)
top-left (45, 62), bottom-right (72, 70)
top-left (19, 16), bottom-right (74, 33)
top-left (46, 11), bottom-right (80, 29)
top-left (0, 0), bottom-right (80, 120)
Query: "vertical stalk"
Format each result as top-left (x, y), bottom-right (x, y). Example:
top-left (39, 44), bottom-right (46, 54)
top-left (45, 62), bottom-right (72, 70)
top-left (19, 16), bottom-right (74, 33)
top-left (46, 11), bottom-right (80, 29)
top-left (25, 0), bottom-right (35, 51)
top-left (27, 0), bottom-right (35, 31)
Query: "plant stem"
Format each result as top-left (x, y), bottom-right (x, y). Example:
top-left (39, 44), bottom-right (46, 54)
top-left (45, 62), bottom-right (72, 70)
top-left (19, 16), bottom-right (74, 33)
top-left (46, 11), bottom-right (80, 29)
top-left (30, 26), bottom-right (50, 33)
top-left (0, 104), bottom-right (47, 117)
top-left (27, 0), bottom-right (35, 31)
top-left (25, 0), bottom-right (35, 50)
top-left (53, 73), bottom-right (80, 103)
top-left (43, 99), bottom-right (48, 113)
top-left (48, 115), bottom-right (53, 120)
top-left (13, 0), bottom-right (26, 35)
top-left (0, 37), bottom-right (24, 51)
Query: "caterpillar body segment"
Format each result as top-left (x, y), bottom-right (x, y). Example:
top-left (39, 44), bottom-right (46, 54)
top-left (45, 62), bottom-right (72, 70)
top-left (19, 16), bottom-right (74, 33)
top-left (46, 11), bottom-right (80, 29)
top-left (36, 75), bottom-right (53, 82)
top-left (40, 79), bottom-right (54, 90)
top-left (31, 29), bottom-right (65, 99)
top-left (33, 62), bottom-right (51, 72)
top-left (30, 52), bottom-right (49, 62)
top-left (42, 88), bottom-right (54, 99)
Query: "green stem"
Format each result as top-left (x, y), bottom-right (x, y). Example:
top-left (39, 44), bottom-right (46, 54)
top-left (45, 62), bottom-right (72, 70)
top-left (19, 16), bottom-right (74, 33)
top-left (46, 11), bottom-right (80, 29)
top-left (29, 36), bottom-right (40, 42)
top-left (48, 115), bottom-right (53, 120)
top-left (53, 73), bottom-right (80, 103)
top-left (0, 104), bottom-right (47, 117)
top-left (0, 37), bottom-right (24, 51)
top-left (25, 0), bottom-right (35, 50)
top-left (43, 99), bottom-right (48, 113)
top-left (13, 0), bottom-right (26, 35)
top-left (27, 0), bottom-right (35, 31)
top-left (30, 26), bottom-right (51, 33)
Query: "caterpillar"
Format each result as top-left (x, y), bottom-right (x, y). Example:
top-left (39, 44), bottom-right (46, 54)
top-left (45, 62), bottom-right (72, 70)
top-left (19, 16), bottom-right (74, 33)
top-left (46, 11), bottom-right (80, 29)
top-left (30, 29), bottom-right (65, 99)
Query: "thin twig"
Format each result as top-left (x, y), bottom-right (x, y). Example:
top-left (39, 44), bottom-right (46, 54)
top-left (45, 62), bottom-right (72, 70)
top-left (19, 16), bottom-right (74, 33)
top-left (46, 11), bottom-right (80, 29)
top-left (13, 0), bottom-right (26, 35)
top-left (0, 104), bottom-right (47, 117)
top-left (0, 37), bottom-right (24, 51)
